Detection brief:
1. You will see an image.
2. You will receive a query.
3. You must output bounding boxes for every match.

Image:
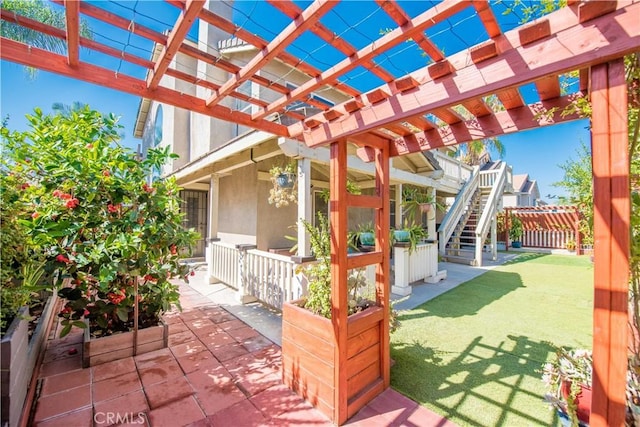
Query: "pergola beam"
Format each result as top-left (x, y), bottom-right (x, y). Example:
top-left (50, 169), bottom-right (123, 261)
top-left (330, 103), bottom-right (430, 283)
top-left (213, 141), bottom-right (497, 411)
top-left (0, 38), bottom-right (289, 138)
top-left (63, 0), bottom-right (79, 67)
top-left (205, 0), bottom-right (337, 107)
top-left (295, 1), bottom-right (640, 147)
top-left (252, 0), bottom-right (467, 121)
top-left (357, 95), bottom-right (583, 160)
top-left (147, 0), bottom-right (205, 90)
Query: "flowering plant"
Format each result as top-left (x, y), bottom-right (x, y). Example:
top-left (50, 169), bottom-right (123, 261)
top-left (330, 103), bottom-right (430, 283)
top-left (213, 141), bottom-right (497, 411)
top-left (268, 162), bottom-right (297, 207)
top-left (1, 107), bottom-right (199, 337)
top-left (542, 348), bottom-right (592, 425)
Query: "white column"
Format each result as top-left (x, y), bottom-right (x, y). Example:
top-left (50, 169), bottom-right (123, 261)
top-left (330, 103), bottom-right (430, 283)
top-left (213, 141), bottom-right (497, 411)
top-left (391, 246), bottom-right (411, 296)
top-left (207, 174), bottom-right (220, 283)
top-left (491, 215), bottom-right (498, 261)
top-left (297, 158), bottom-right (312, 257)
top-left (395, 184), bottom-right (403, 228)
top-left (427, 187), bottom-right (437, 239)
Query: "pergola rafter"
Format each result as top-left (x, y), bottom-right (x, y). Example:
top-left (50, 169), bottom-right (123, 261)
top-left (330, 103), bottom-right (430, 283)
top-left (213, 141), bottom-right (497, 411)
top-left (1, 1), bottom-right (637, 425)
top-left (205, 0), bottom-right (337, 107)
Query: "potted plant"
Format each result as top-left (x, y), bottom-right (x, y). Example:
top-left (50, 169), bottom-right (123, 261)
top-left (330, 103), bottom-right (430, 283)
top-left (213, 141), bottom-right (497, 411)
top-left (542, 349), bottom-right (640, 426)
top-left (509, 215), bottom-right (523, 248)
top-left (2, 107), bottom-right (199, 367)
top-left (268, 162), bottom-right (297, 207)
top-left (283, 213), bottom-right (387, 422)
top-left (401, 186), bottom-right (441, 224)
top-left (357, 222), bottom-right (375, 247)
top-left (542, 348), bottom-right (593, 426)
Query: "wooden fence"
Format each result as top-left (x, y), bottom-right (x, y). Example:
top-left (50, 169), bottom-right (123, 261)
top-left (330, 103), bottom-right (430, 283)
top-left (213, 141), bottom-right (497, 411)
top-left (503, 206), bottom-right (583, 252)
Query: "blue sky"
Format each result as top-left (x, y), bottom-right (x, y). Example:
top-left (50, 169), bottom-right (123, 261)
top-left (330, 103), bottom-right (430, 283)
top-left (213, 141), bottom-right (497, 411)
top-left (0, 0), bottom-right (590, 202)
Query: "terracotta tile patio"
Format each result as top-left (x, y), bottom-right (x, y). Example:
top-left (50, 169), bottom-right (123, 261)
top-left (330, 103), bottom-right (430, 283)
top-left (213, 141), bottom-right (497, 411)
top-left (28, 282), bottom-right (455, 426)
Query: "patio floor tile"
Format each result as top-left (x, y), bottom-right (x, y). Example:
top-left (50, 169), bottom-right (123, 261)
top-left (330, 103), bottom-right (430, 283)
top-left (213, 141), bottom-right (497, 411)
top-left (42, 341), bottom-right (82, 364)
top-left (168, 330), bottom-right (198, 346)
top-left (217, 318), bottom-right (246, 331)
top-left (209, 342), bottom-right (249, 361)
top-left (93, 390), bottom-right (149, 426)
top-left (176, 350), bottom-right (222, 374)
top-left (249, 384), bottom-right (307, 419)
top-left (227, 325), bottom-right (260, 342)
top-left (40, 368), bottom-right (91, 396)
top-left (144, 375), bottom-right (194, 409)
top-left (137, 357), bottom-right (184, 388)
top-left (38, 354), bottom-right (82, 378)
top-left (209, 398), bottom-right (267, 426)
top-left (147, 396), bottom-right (206, 427)
top-left (268, 401), bottom-right (333, 426)
top-left (33, 384), bottom-right (92, 422)
top-left (93, 370), bottom-right (142, 403)
top-left (92, 356), bottom-right (137, 382)
top-left (170, 340), bottom-right (207, 358)
top-left (33, 407), bottom-right (93, 427)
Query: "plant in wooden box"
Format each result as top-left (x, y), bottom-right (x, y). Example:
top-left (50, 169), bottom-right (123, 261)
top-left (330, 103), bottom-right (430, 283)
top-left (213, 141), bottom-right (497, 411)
top-left (283, 213), bottom-right (388, 423)
top-left (0, 134), bottom-right (58, 427)
top-left (268, 161), bottom-right (297, 207)
top-left (2, 107), bottom-right (199, 367)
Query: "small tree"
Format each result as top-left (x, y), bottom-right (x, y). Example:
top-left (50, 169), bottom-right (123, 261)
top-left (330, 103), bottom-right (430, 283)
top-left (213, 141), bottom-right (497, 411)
top-left (1, 107), bottom-right (199, 337)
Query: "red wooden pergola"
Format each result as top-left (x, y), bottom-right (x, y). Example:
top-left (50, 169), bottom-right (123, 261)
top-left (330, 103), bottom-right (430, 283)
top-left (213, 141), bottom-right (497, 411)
top-left (2, 0), bottom-right (637, 424)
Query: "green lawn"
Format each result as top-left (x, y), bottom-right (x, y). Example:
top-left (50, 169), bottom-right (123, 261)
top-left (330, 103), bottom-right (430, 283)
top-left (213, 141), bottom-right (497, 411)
top-left (390, 253), bottom-right (594, 426)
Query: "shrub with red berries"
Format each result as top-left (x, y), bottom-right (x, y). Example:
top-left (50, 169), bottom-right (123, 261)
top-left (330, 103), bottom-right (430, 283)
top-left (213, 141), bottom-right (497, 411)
top-left (2, 107), bottom-right (199, 337)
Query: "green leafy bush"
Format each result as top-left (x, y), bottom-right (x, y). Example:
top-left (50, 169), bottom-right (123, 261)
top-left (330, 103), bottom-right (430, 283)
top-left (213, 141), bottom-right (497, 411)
top-left (1, 107), bottom-right (199, 337)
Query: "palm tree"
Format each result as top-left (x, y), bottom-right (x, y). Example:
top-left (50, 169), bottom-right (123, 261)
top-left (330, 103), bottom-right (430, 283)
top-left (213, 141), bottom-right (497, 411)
top-left (1, 0), bottom-right (92, 77)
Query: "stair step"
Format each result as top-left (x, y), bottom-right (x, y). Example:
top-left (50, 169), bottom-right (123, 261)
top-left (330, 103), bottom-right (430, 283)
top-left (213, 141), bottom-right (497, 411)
top-left (442, 254), bottom-right (476, 265)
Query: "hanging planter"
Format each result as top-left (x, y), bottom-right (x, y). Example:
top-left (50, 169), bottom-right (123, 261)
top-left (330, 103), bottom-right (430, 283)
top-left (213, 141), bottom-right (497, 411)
top-left (419, 202), bottom-right (432, 213)
top-left (269, 162), bottom-right (297, 207)
top-left (275, 172), bottom-right (296, 189)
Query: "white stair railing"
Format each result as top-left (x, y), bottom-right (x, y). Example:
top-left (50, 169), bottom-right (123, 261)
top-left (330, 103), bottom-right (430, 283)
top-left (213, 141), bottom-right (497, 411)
top-left (438, 166), bottom-right (480, 255)
top-left (475, 162), bottom-right (508, 266)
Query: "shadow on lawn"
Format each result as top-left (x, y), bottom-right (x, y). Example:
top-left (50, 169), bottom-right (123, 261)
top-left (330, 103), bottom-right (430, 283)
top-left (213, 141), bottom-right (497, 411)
top-left (400, 270), bottom-right (525, 319)
top-left (391, 335), bottom-right (560, 426)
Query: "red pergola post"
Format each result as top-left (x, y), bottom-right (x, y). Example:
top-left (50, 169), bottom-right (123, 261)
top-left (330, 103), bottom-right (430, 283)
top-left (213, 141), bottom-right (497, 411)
top-left (590, 59), bottom-right (629, 427)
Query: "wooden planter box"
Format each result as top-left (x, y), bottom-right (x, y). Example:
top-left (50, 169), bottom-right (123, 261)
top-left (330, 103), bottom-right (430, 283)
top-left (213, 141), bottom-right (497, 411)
top-left (83, 320), bottom-right (168, 368)
top-left (282, 300), bottom-right (385, 424)
top-left (1, 293), bottom-right (58, 427)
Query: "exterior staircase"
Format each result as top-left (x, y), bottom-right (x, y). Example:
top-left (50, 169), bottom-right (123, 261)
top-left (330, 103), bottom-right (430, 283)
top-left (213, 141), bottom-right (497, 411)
top-left (438, 162), bottom-right (512, 266)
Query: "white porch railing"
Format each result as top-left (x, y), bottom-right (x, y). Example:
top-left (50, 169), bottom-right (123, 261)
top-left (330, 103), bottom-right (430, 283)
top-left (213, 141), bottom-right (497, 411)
top-left (438, 166), bottom-right (480, 255)
top-left (209, 241), bottom-right (305, 310)
top-left (475, 162), bottom-right (508, 265)
top-left (392, 242), bottom-right (439, 296)
top-left (432, 151), bottom-right (473, 183)
top-left (210, 241), bottom-right (240, 290)
top-left (244, 249), bottom-right (303, 310)
top-left (522, 230), bottom-right (576, 249)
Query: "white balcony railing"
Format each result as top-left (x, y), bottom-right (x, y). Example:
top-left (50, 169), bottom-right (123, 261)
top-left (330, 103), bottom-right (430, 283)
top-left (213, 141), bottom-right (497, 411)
top-left (432, 151), bottom-right (473, 183)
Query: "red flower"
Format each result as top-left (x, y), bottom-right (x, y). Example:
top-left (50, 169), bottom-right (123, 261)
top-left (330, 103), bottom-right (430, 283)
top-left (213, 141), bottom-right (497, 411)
top-left (143, 274), bottom-right (156, 282)
top-left (142, 183), bottom-right (154, 193)
top-left (86, 143), bottom-right (93, 149)
top-left (65, 198), bottom-right (79, 209)
top-left (56, 254), bottom-right (70, 264)
top-left (60, 193), bottom-right (73, 200)
top-left (190, 271), bottom-right (195, 276)
top-left (31, 212), bottom-right (40, 219)
top-left (83, 309), bottom-right (90, 316)
top-left (102, 170), bottom-right (110, 177)
top-left (60, 305), bottom-right (72, 315)
top-left (107, 292), bottom-right (125, 305)
top-left (107, 203), bottom-right (120, 213)
top-left (20, 183), bottom-right (30, 190)
top-left (52, 189), bottom-right (63, 198)
top-left (170, 244), bottom-right (177, 255)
